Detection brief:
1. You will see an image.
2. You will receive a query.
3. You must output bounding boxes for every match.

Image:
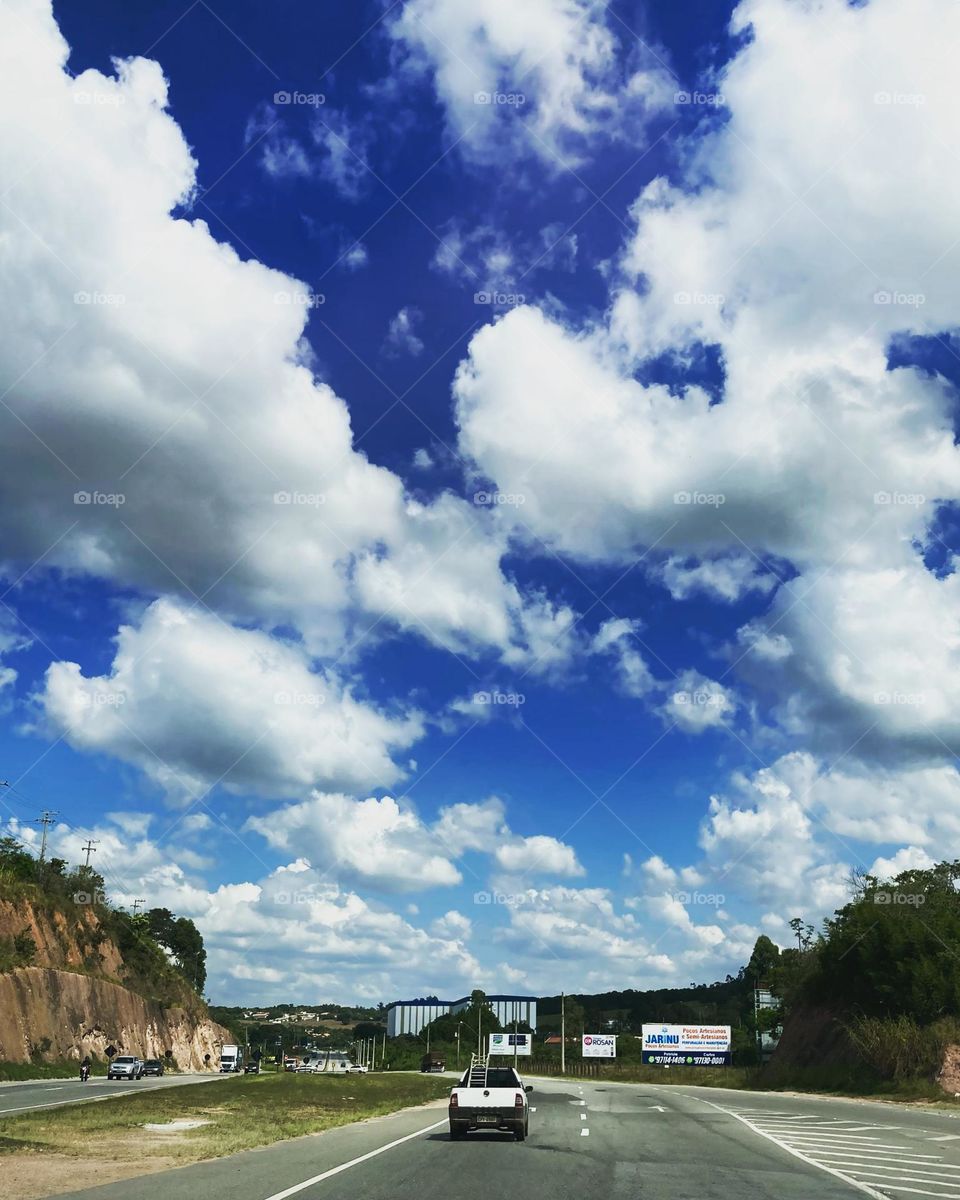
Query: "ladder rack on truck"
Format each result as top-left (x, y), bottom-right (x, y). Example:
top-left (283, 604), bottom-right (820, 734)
top-left (467, 1052), bottom-right (489, 1088)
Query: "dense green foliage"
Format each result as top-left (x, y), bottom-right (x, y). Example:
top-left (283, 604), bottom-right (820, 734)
top-left (806, 861), bottom-right (960, 1021)
top-left (0, 835), bottom-right (207, 1006)
top-left (145, 907), bottom-right (207, 993)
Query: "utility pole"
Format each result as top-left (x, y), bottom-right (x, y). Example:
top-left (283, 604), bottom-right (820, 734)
top-left (81, 839), bottom-right (99, 869)
top-left (513, 1000), bottom-right (518, 1069)
top-left (456, 1020), bottom-right (462, 1070)
top-left (561, 992), bottom-right (566, 1075)
top-left (132, 898), bottom-right (145, 916)
top-left (35, 810), bottom-right (58, 871)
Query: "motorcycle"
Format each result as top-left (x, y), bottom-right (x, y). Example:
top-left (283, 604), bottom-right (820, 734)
top-left (79, 1063), bottom-right (90, 1082)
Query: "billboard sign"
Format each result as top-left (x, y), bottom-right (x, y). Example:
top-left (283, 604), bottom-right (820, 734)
top-left (582, 1034), bottom-right (617, 1058)
top-left (489, 1033), bottom-right (531, 1056)
top-left (641, 1050), bottom-right (731, 1066)
top-left (641, 1024), bottom-right (731, 1065)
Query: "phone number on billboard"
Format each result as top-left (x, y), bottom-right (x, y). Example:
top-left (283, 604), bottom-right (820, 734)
top-left (641, 1052), bottom-right (731, 1066)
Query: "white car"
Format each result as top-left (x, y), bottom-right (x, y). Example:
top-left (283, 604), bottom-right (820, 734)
top-left (108, 1055), bottom-right (144, 1081)
top-left (347, 1064), bottom-right (368, 1073)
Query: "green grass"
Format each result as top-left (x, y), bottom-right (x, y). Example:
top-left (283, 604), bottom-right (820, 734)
top-left (0, 1071), bottom-right (451, 1165)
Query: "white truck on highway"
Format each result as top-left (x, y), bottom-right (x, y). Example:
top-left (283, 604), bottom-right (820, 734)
top-left (219, 1044), bottom-right (244, 1073)
top-left (448, 1057), bottom-right (532, 1141)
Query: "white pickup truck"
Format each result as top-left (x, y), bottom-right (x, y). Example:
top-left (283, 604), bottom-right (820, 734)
top-left (448, 1061), bottom-right (533, 1141)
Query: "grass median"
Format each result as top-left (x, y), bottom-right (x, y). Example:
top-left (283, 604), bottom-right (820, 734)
top-left (0, 1071), bottom-right (451, 1168)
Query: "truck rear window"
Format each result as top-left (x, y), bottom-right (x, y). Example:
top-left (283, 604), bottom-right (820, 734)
top-left (481, 1069), bottom-right (520, 1088)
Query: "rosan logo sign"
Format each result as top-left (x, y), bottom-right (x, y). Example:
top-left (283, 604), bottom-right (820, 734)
top-left (582, 1034), bottom-right (617, 1058)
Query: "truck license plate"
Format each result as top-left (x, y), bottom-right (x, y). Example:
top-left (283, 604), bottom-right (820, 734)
top-left (477, 1115), bottom-right (498, 1125)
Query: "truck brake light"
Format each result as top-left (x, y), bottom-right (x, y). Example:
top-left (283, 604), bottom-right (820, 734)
top-left (449, 1093), bottom-right (458, 1108)
top-left (515, 1093), bottom-right (524, 1107)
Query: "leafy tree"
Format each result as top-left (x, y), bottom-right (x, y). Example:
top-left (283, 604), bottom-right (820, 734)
top-left (809, 860), bottom-right (960, 1023)
top-left (0, 836), bottom-right (36, 884)
top-left (563, 998), bottom-right (586, 1036)
top-left (788, 917), bottom-right (815, 951)
top-left (146, 907), bottom-right (207, 992)
top-left (745, 935), bottom-right (781, 983)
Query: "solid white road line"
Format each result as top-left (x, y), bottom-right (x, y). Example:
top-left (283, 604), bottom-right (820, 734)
top-left (798, 1151), bottom-right (948, 1166)
top-left (0, 1095), bottom-right (119, 1115)
top-left (261, 1119), bottom-right (448, 1200)
top-left (762, 1135), bottom-right (918, 1148)
top-left (846, 1166), bottom-right (960, 1181)
top-left (774, 1141), bottom-right (941, 1157)
top-left (689, 1098), bottom-right (888, 1200)
top-left (815, 1157), bottom-right (955, 1173)
top-left (875, 1188), bottom-right (960, 1198)
top-left (796, 1152), bottom-right (945, 1161)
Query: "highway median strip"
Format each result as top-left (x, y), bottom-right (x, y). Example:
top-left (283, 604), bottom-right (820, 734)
top-left (0, 1072), bottom-right (451, 1200)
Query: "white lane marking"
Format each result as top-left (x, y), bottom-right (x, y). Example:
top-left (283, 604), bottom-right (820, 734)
top-left (929, 1137), bottom-right (960, 1143)
top-left (875, 1188), bottom-right (960, 1198)
top-left (581, 1129), bottom-right (589, 1137)
top-left (261, 1120), bottom-right (447, 1200)
top-left (847, 1166), bottom-right (960, 1182)
top-left (0, 1095), bottom-right (117, 1115)
top-left (813, 1154), bottom-right (959, 1170)
top-left (689, 1098), bottom-right (888, 1199)
top-left (784, 1149), bottom-right (944, 1164)
top-left (580, 1113), bottom-right (587, 1120)
top-left (777, 1141), bottom-right (941, 1157)
top-left (530, 1107), bottom-right (537, 1113)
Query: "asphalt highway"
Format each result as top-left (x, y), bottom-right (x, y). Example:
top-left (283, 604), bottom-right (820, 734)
top-left (52, 1075), bottom-right (960, 1200)
top-left (0, 1071), bottom-right (231, 1116)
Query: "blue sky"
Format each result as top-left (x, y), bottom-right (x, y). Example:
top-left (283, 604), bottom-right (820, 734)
top-left (1, 0), bottom-right (958, 1004)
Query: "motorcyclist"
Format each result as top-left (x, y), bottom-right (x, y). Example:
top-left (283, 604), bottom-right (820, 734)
top-left (80, 1055), bottom-right (91, 1082)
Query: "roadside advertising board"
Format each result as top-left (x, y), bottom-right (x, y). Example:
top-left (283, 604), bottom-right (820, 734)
top-left (582, 1034), bottom-right (617, 1058)
top-left (489, 1033), bottom-right (532, 1056)
top-left (641, 1024), bottom-right (731, 1066)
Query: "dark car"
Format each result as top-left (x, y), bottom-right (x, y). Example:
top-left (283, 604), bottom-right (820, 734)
top-left (244, 1062), bottom-right (260, 1074)
top-left (142, 1059), bottom-right (164, 1076)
